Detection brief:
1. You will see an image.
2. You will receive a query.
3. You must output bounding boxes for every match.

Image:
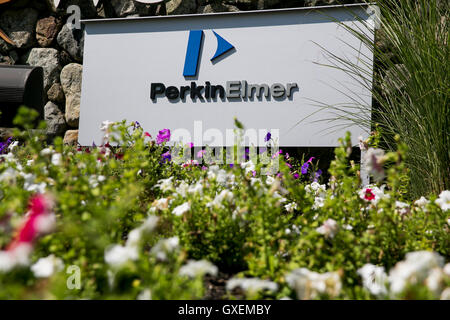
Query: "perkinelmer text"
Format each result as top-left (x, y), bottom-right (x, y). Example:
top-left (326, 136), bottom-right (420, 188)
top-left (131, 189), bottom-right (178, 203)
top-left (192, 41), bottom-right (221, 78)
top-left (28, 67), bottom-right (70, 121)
top-left (150, 81), bottom-right (299, 101)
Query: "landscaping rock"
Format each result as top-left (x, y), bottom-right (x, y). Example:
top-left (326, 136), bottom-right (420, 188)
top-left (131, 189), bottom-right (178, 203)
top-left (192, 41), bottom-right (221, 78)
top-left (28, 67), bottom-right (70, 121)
top-left (199, 3), bottom-right (240, 13)
top-left (60, 63), bottom-right (82, 127)
top-left (0, 8), bottom-right (39, 49)
top-left (44, 101), bottom-right (67, 137)
top-left (57, 24), bottom-right (84, 62)
top-left (63, 129), bottom-right (79, 145)
top-left (26, 48), bottom-right (61, 91)
top-left (166, 0), bottom-right (197, 15)
top-left (47, 83), bottom-right (65, 104)
top-left (110, 0), bottom-right (151, 17)
top-left (36, 16), bottom-right (62, 47)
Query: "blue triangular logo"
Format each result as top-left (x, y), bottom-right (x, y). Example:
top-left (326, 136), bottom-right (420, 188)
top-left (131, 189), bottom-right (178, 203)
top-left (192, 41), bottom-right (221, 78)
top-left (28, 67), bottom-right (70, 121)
top-left (211, 31), bottom-right (235, 61)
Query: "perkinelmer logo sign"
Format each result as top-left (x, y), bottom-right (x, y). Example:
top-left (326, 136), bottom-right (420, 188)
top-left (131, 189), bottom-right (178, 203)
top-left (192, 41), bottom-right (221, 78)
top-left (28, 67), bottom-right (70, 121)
top-left (150, 29), bottom-right (299, 102)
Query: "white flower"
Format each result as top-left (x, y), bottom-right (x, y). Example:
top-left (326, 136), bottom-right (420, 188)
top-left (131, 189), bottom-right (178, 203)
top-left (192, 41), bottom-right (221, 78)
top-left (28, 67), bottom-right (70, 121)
top-left (227, 278), bottom-right (278, 294)
top-left (207, 190), bottom-right (234, 208)
top-left (152, 198), bottom-right (168, 211)
top-left (358, 185), bottom-right (389, 205)
top-left (312, 196), bottom-right (325, 210)
top-left (284, 202), bottom-right (298, 213)
top-left (188, 182), bottom-right (203, 195)
top-left (125, 215), bottom-right (159, 248)
top-left (425, 268), bottom-right (445, 297)
top-left (240, 160), bottom-right (255, 174)
top-left (395, 201), bottom-right (410, 216)
top-left (40, 148), bottom-right (53, 156)
top-left (172, 202), bottom-right (190, 216)
top-left (443, 263), bottom-right (450, 277)
top-left (156, 177), bottom-right (174, 192)
top-left (0, 244), bottom-right (32, 273)
top-left (150, 237), bottom-right (180, 261)
top-left (51, 153), bottom-right (62, 166)
top-left (363, 148), bottom-right (386, 182)
top-left (104, 244), bottom-right (138, 268)
top-left (316, 219), bottom-right (339, 238)
top-left (435, 190), bottom-right (450, 212)
top-left (286, 268), bottom-right (342, 300)
top-left (137, 289), bottom-right (152, 300)
top-left (8, 141), bottom-right (19, 152)
top-left (305, 182), bottom-right (326, 196)
top-left (388, 251), bottom-right (445, 296)
top-left (0, 167), bottom-right (18, 183)
top-left (414, 196), bottom-right (430, 210)
top-left (357, 264), bottom-right (388, 296)
top-left (440, 288), bottom-right (450, 300)
top-left (175, 181), bottom-right (189, 197)
top-left (31, 255), bottom-right (64, 278)
top-left (179, 260), bottom-right (218, 278)
top-left (265, 176), bottom-right (276, 186)
top-left (100, 120), bottom-right (115, 132)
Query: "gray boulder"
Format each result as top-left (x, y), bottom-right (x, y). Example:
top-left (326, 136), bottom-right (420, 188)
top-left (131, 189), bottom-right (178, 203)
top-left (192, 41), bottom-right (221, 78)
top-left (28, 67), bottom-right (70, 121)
top-left (110, 0), bottom-right (152, 17)
top-left (199, 3), bottom-right (240, 13)
top-left (44, 101), bottom-right (67, 137)
top-left (57, 24), bottom-right (84, 62)
top-left (166, 0), bottom-right (197, 15)
top-left (60, 63), bottom-right (83, 127)
top-left (26, 48), bottom-right (61, 91)
top-left (47, 83), bottom-right (65, 104)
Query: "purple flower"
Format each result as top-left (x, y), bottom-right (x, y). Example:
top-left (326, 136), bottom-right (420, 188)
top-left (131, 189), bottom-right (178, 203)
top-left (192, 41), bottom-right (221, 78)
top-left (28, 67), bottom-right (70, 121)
top-left (187, 142), bottom-right (194, 148)
top-left (229, 164), bottom-right (234, 168)
top-left (161, 151), bottom-right (171, 162)
top-left (197, 150), bottom-right (206, 158)
top-left (286, 163), bottom-right (293, 169)
top-left (301, 162), bottom-right (309, 175)
top-left (133, 121), bottom-right (141, 130)
top-left (0, 137), bottom-right (13, 154)
top-left (314, 169), bottom-right (323, 182)
top-left (293, 173), bottom-right (300, 179)
top-left (301, 157), bottom-right (315, 175)
top-left (265, 132), bottom-right (271, 142)
top-left (156, 129), bottom-right (171, 145)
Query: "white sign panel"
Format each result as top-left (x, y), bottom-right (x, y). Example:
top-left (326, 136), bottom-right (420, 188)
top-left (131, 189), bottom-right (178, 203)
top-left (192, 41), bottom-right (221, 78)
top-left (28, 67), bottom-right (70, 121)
top-left (79, 5), bottom-right (374, 146)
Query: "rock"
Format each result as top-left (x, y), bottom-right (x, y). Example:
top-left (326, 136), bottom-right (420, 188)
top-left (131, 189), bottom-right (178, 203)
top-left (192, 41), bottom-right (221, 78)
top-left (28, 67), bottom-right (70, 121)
top-left (63, 129), bottom-right (79, 145)
top-left (57, 24), bottom-right (84, 62)
top-left (36, 16), bottom-right (62, 47)
top-left (0, 8), bottom-right (39, 49)
top-left (199, 3), bottom-right (240, 13)
top-left (59, 50), bottom-right (73, 67)
top-left (0, 51), bottom-right (18, 65)
top-left (224, 0), bottom-right (257, 9)
top-left (60, 63), bottom-right (82, 127)
top-left (166, 0), bottom-right (197, 15)
top-left (58, 0), bottom-right (98, 19)
top-left (44, 101), bottom-right (67, 137)
top-left (110, 0), bottom-right (151, 17)
top-left (26, 48), bottom-right (61, 92)
top-left (303, 0), bottom-right (339, 7)
top-left (47, 83), bottom-right (65, 104)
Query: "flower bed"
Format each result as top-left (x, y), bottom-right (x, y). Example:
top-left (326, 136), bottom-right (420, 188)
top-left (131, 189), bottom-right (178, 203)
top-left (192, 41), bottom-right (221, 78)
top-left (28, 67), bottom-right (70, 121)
top-left (0, 117), bottom-right (449, 300)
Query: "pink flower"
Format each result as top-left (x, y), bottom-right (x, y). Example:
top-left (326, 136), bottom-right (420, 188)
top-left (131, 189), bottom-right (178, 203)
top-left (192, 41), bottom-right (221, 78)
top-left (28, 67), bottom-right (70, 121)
top-left (197, 150), bottom-right (206, 158)
top-left (156, 129), bottom-right (171, 145)
top-left (8, 194), bottom-right (55, 250)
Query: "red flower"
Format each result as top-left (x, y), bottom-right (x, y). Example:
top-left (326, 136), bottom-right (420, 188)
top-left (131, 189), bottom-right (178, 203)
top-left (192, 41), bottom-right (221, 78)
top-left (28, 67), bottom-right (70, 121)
top-left (364, 188), bottom-right (376, 201)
